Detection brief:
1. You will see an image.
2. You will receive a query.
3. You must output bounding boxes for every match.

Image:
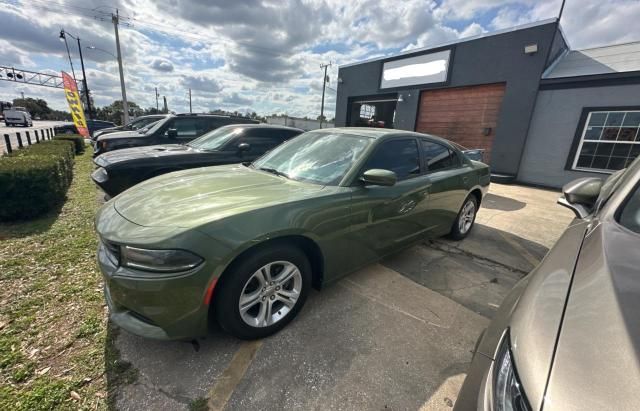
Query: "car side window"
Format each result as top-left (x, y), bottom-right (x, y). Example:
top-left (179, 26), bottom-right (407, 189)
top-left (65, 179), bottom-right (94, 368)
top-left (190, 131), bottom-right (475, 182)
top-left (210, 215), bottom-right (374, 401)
top-left (363, 139), bottom-right (420, 180)
top-left (238, 129), bottom-right (292, 154)
top-left (421, 140), bottom-right (459, 172)
top-left (165, 118), bottom-right (206, 137)
top-left (619, 184), bottom-right (640, 234)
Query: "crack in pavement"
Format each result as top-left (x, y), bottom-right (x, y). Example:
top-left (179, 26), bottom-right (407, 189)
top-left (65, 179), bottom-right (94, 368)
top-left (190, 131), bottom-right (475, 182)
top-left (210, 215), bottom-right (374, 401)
top-left (424, 240), bottom-right (529, 275)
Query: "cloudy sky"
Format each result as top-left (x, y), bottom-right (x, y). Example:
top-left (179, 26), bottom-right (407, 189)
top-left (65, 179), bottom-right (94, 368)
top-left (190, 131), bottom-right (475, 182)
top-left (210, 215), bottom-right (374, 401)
top-left (1, 0), bottom-right (639, 119)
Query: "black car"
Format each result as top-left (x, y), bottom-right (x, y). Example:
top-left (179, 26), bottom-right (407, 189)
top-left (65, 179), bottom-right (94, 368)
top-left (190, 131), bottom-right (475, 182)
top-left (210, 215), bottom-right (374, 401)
top-left (91, 114), bottom-right (168, 140)
top-left (55, 119), bottom-right (116, 135)
top-left (93, 113), bottom-right (258, 157)
top-left (92, 124), bottom-right (303, 197)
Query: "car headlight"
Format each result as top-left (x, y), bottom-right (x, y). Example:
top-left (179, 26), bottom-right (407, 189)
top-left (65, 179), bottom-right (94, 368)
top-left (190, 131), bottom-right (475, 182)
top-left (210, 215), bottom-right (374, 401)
top-left (493, 332), bottom-right (530, 411)
top-left (121, 246), bottom-right (203, 273)
top-left (92, 167), bottom-right (108, 183)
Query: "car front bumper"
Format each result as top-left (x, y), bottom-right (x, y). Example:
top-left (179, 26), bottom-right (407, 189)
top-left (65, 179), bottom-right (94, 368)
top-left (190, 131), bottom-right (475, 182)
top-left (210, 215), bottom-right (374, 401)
top-left (453, 331), bottom-right (495, 410)
top-left (91, 167), bottom-right (120, 197)
top-left (95, 204), bottom-right (222, 340)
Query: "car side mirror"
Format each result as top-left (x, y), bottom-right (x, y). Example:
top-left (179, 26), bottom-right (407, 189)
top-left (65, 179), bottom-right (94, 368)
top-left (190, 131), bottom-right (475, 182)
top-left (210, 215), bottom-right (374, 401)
top-left (361, 169), bottom-right (397, 186)
top-left (557, 177), bottom-right (603, 219)
top-left (167, 128), bottom-right (178, 139)
top-left (238, 143), bottom-right (250, 152)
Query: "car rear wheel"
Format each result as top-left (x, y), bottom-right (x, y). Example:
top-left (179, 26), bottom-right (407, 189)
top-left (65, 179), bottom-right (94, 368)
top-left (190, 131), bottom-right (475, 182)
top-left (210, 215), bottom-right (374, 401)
top-left (215, 244), bottom-right (311, 340)
top-left (449, 195), bottom-right (478, 240)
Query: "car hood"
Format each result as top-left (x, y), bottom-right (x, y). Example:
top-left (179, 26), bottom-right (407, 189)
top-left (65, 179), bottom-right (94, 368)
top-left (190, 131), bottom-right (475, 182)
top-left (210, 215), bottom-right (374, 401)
top-left (97, 130), bottom-right (144, 141)
top-left (504, 219), bottom-right (588, 411)
top-left (95, 144), bottom-right (195, 167)
top-left (542, 221), bottom-right (640, 410)
top-left (113, 164), bottom-right (326, 228)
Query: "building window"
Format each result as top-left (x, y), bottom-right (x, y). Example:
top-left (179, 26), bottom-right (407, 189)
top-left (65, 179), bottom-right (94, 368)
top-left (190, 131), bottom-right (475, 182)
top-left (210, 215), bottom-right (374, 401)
top-left (359, 104), bottom-right (375, 119)
top-left (572, 110), bottom-right (640, 173)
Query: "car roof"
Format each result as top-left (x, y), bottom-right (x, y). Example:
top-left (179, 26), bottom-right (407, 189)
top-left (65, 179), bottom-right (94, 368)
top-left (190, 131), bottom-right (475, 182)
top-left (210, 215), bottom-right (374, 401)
top-left (225, 123), bottom-right (304, 132)
top-left (316, 127), bottom-right (456, 146)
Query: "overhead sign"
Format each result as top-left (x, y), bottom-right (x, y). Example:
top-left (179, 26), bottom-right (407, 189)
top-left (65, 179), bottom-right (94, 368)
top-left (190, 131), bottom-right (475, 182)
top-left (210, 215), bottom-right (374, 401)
top-left (61, 71), bottom-right (89, 138)
top-left (380, 50), bottom-right (451, 89)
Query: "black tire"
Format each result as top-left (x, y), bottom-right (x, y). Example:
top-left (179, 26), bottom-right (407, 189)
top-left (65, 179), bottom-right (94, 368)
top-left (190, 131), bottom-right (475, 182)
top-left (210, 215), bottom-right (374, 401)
top-left (215, 244), bottom-right (312, 340)
top-left (449, 195), bottom-right (478, 240)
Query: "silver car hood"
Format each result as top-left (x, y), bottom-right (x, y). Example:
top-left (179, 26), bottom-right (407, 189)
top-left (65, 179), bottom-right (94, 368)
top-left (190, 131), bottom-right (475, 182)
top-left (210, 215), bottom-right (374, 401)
top-left (504, 219), bottom-right (588, 411)
top-left (544, 220), bottom-right (640, 410)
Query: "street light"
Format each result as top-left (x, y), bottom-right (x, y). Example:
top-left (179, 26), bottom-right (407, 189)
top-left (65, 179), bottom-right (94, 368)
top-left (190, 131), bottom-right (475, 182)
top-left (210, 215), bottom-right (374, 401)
top-left (59, 29), bottom-right (93, 119)
top-left (86, 46), bottom-right (116, 58)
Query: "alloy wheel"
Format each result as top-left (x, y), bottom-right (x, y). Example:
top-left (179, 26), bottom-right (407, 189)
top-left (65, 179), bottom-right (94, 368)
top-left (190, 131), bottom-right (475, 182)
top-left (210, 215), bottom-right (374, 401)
top-left (238, 260), bottom-right (302, 328)
top-left (458, 200), bottom-right (476, 234)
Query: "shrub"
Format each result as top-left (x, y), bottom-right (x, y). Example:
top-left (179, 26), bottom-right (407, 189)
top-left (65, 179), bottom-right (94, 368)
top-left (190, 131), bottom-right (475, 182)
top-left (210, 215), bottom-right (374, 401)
top-left (54, 134), bottom-right (85, 154)
top-left (0, 140), bottom-right (76, 221)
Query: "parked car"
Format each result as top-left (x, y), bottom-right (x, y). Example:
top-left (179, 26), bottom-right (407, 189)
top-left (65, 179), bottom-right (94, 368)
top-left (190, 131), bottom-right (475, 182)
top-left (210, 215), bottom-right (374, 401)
top-left (454, 157), bottom-right (640, 411)
top-left (92, 113), bottom-right (259, 157)
top-left (450, 142), bottom-right (486, 163)
top-left (95, 128), bottom-right (490, 340)
top-left (54, 119), bottom-right (116, 135)
top-left (92, 124), bottom-right (304, 197)
top-left (91, 114), bottom-right (168, 140)
top-left (3, 106), bottom-right (32, 127)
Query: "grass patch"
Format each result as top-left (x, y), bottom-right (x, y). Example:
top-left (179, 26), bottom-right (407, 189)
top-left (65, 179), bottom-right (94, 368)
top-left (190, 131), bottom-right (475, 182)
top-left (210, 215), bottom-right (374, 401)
top-left (189, 397), bottom-right (209, 411)
top-left (0, 149), bottom-right (134, 410)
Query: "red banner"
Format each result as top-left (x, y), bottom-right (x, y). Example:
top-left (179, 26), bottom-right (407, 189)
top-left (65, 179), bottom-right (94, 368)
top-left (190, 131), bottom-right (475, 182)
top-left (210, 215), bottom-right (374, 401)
top-left (61, 71), bottom-right (89, 138)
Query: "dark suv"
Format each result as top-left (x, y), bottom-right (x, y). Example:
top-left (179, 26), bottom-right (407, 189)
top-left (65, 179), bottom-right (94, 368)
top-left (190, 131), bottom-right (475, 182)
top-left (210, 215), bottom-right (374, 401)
top-left (92, 124), bottom-right (303, 197)
top-left (93, 113), bottom-right (258, 157)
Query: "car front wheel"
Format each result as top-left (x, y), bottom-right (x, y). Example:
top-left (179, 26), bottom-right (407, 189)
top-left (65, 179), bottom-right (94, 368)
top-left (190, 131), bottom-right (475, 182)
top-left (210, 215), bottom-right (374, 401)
top-left (449, 195), bottom-right (478, 240)
top-left (215, 244), bottom-right (311, 339)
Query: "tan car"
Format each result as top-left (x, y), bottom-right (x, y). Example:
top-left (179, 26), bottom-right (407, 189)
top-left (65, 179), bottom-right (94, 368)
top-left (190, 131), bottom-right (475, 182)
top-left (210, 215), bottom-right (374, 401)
top-left (454, 156), bottom-right (640, 411)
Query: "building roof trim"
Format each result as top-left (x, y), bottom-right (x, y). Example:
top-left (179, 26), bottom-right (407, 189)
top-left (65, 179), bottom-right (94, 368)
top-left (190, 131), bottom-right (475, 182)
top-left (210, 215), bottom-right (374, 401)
top-left (339, 18), bottom-right (558, 69)
top-left (543, 41), bottom-right (640, 79)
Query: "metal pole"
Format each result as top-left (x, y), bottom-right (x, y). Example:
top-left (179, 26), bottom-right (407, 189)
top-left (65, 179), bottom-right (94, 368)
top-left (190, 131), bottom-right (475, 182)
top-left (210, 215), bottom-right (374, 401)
top-left (112, 10), bottom-right (129, 125)
top-left (319, 63), bottom-right (330, 129)
top-left (26, 131), bottom-right (31, 145)
top-left (16, 132), bottom-right (23, 148)
top-left (61, 32), bottom-right (77, 82)
top-left (76, 37), bottom-right (93, 120)
top-left (155, 87), bottom-right (159, 111)
top-left (3, 134), bottom-right (11, 154)
top-left (189, 88), bottom-right (192, 113)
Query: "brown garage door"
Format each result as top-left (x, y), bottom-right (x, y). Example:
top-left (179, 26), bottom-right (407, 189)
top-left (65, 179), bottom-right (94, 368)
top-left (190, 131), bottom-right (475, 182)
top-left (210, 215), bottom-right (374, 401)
top-left (416, 83), bottom-right (506, 164)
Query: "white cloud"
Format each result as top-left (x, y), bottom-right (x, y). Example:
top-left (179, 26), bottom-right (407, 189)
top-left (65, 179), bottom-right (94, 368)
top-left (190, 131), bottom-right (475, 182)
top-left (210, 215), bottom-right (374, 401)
top-left (0, 0), bottom-right (638, 118)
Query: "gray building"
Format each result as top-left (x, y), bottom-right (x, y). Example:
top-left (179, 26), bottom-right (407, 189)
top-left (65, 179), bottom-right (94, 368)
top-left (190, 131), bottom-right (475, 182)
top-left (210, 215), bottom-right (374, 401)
top-left (335, 19), bottom-right (640, 188)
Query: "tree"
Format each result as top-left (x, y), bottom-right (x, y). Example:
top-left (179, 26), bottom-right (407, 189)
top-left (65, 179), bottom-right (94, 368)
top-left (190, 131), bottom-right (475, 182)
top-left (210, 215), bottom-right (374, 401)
top-left (12, 98), bottom-right (71, 121)
top-left (94, 100), bottom-right (143, 125)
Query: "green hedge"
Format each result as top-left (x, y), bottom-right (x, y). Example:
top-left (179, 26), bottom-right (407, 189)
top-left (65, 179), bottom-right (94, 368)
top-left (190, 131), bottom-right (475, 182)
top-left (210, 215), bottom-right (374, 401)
top-left (54, 134), bottom-right (85, 154)
top-left (0, 140), bottom-right (76, 221)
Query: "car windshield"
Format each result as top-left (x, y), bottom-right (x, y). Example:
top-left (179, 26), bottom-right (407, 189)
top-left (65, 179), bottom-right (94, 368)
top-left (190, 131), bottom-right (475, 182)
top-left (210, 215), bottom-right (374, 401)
top-left (187, 126), bottom-right (243, 151)
top-left (138, 118), bottom-right (167, 134)
top-left (252, 131), bottom-right (372, 186)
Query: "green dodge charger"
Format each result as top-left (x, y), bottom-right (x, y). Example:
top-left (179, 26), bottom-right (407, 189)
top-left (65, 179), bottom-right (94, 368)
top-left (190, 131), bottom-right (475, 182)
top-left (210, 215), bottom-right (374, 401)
top-left (95, 128), bottom-right (490, 340)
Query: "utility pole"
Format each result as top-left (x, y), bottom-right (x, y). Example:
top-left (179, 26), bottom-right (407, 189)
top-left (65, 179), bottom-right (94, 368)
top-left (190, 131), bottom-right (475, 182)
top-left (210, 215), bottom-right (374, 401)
top-left (319, 62), bottom-right (332, 129)
top-left (155, 87), bottom-right (159, 112)
top-left (189, 88), bottom-right (192, 113)
top-left (163, 96), bottom-right (168, 114)
top-left (112, 9), bottom-right (129, 124)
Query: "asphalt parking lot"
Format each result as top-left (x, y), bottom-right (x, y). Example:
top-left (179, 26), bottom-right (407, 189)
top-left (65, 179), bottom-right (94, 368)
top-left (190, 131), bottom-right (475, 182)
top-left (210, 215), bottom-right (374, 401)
top-left (110, 183), bottom-right (574, 411)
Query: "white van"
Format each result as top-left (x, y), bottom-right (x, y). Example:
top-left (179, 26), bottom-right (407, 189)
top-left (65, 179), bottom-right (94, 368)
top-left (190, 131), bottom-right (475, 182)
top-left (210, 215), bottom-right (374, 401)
top-left (4, 106), bottom-right (33, 127)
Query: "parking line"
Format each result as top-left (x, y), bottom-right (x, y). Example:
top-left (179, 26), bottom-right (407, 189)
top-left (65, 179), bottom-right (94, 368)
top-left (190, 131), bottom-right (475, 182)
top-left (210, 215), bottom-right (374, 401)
top-left (207, 340), bottom-right (263, 411)
top-left (498, 232), bottom-right (540, 268)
